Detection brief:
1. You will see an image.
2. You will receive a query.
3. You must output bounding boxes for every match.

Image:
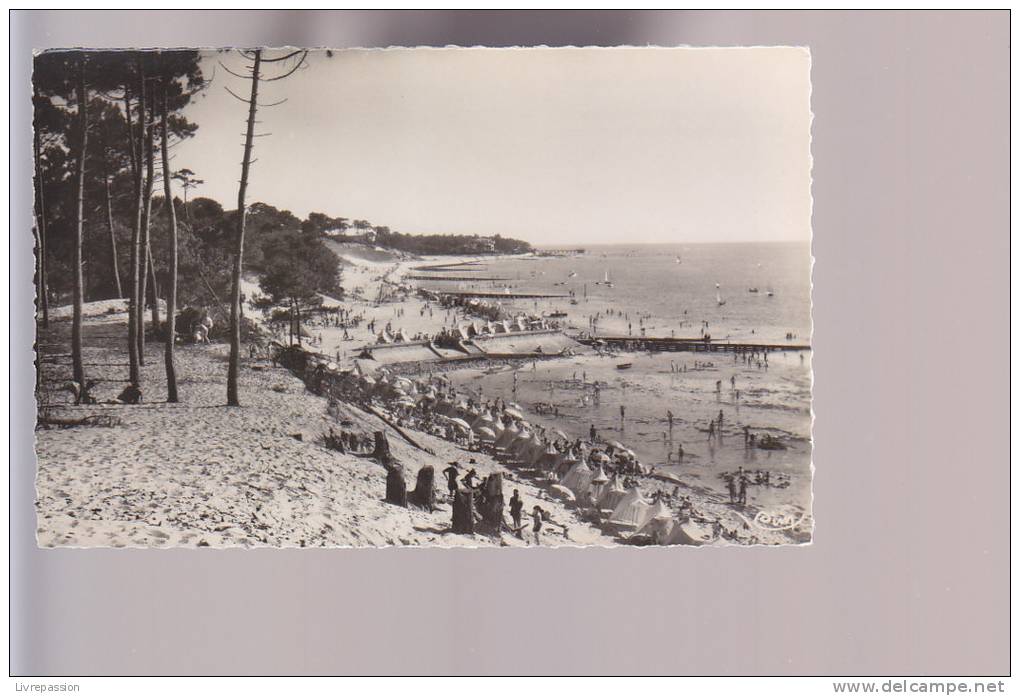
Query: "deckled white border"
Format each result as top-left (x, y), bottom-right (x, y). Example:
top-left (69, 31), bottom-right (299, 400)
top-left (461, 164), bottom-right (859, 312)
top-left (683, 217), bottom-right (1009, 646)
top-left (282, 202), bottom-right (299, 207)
top-left (31, 45), bottom-right (814, 550)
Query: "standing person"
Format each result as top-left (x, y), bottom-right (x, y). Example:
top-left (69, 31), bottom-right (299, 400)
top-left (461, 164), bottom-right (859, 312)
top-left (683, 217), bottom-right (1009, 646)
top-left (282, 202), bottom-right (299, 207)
top-left (442, 463), bottom-right (460, 498)
top-left (620, 404), bottom-right (626, 421)
top-left (730, 375), bottom-right (736, 389)
top-left (589, 424), bottom-right (597, 443)
top-left (716, 380), bottom-right (722, 395)
top-left (667, 410), bottom-right (674, 430)
top-left (708, 421), bottom-right (715, 439)
top-left (718, 410), bottom-right (724, 426)
top-left (531, 505), bottom-right (545, 545)
top-left (727, 476), bottom-right (737, 505)
top-left (509, 490), bottom-right (524, 536)
top-left (677, 443), bottom-right (684, 463)
top-left (743, 425), bottom-right (751, 447)
top-left (738, 475), bottom-right (748, 505)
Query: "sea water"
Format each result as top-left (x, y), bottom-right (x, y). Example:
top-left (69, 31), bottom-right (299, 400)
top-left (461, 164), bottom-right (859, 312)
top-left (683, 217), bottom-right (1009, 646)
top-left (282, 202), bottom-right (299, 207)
top-left (429, 242), bottom-right (813, 512)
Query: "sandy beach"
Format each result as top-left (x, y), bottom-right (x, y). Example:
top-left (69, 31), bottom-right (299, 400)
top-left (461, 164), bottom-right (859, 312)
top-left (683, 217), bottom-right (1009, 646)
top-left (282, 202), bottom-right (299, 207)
top-left (34, 292), bottom-right (612, 548)
top-left (35, 244), bottom-right (810, 548)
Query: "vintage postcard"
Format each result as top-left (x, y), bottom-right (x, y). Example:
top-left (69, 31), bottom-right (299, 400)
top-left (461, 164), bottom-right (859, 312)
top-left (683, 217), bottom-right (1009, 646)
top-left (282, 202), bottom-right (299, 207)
top-left (32, 47), bottom-right (813, 548)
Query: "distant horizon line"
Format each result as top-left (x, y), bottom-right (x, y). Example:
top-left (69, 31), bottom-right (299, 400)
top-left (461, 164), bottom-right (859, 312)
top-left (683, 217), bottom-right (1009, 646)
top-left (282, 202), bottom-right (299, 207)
top-left (531, 239), bottom-right (811, 248)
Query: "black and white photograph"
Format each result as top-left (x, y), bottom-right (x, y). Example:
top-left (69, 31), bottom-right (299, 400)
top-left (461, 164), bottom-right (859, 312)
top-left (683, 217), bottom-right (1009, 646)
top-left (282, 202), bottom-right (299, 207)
top-left (31, 46), bottom-right (814, 549)
top-left (11, 7), bottom-right (1012, 685)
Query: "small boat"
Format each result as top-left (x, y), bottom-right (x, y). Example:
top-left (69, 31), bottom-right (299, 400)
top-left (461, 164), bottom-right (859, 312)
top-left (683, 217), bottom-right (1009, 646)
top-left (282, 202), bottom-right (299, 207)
top-left (568, 271), bottom-right (577, 278)
top-left (748, 287), bottom-right (759, 293)
top-left (616, 363), bottom-right (633, 370)
top-left (547, 311), bottom-right (568, 318)
top-left (716, 291), bottom-right (726, 307)
top-left (766, 289), bottom-right (775, 298)
top-left (675, 256), bottom-right (682, 264)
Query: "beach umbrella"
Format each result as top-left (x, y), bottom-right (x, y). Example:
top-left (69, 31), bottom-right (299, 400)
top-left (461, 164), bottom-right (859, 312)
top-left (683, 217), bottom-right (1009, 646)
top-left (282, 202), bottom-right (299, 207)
top-left (590, 451), bottom-right (610, 463)
top-left (503, 407), bottom-right (524, 420)
top-left (608, 440), bottom-right (627, 451)
top-left (445, 417), bottom-right (472, 432)
top-left (549, 484), bottom-right (576, 502)
top-left (551, 428), bottom-right (569, 441)
top-left (360, 375), bottom-right (376, 387)
top-left (475, 427), bottom-right (497, 442)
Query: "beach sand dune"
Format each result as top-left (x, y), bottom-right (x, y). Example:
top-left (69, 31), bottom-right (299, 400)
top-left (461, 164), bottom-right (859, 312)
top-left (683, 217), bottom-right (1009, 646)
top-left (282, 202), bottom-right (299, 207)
top-left (34, 307), bottom-right (611, 548)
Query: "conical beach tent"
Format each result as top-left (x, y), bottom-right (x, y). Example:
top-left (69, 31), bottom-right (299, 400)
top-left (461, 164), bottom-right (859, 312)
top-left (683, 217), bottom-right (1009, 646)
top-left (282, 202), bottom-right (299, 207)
top-left (636, 500), bottom-right (674, 536)
top-left (609, 488), bottom-right (654, 528)
top-left (496, 423), bottom-right (519, 449)
top-left (664, 519), bottom-right (716, 546)
top-left (559, 459), bottom-right (593, 499)
top-left (597, 476), bottom-right (627, 510)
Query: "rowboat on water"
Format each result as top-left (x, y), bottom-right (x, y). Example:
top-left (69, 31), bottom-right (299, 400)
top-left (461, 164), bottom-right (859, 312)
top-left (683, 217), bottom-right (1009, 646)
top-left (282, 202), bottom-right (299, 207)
top-left (616, 363), bottom-right (633, 370)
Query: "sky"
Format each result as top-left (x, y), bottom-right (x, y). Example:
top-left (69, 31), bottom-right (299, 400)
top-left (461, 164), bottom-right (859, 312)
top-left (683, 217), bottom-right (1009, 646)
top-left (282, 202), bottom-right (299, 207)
top-left (175, 47), bottom-right (812, 246)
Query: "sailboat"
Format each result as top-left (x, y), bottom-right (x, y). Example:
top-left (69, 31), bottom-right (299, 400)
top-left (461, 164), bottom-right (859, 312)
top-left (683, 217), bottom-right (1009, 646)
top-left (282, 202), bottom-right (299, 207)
top-left (675, 255), bottom-right (682, 264)
top-left (716, 283), bottom-right (726, 306)
top-left (596, 271), bottom-right (614, 288)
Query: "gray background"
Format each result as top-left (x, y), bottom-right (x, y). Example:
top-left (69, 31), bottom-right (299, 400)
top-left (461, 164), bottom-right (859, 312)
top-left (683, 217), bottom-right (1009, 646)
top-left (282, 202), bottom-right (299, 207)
top-left (10, 11), bottom-right (1010, 675)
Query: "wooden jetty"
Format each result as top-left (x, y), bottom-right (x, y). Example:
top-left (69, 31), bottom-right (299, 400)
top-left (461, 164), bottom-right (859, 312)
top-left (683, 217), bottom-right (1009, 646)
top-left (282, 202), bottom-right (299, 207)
top-left (574, 335), bottom-right (811, 353)
top-left (438, 290), bottom-right (571, 300)
top-left (411, 261), bottom-right (487, 272)
top-left (405, 275), bottom-right (512, 282)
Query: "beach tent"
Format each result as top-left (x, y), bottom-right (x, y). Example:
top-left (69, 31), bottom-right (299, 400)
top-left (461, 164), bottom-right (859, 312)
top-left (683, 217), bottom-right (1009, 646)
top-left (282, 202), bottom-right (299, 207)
top-left (636, 500), bottom-right (675, 537)
top-left (526, 439), bottom-right (548, 467)
top-left (559, 459), bottom-right (594, 499)
top-left (597, 477), bottom-right (628, 512)
top-left (609, 489), bottom-right (654, 529)
top-left (472, 411), bottom-right (495, 431)
top-left (510, 430), bottom-right (533, 457)
top-left (496, 423), bottom-right (519, 449)
top-left (664, 519), bottom-right (716, 546)
top-left (554, 453), bottom-right (578, 479)
top-left (539, 444), bottom-right (562, 472)
top-left (458, 325), bottom-right (471, 341)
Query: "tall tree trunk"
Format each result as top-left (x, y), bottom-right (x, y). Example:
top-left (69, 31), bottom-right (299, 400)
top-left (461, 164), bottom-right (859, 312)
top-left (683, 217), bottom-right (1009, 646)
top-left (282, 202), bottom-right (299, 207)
top-left (227, 49), bottom-right (261, 407)
top-left (126, 70), bottom-right (142, 385)
top-left (33, 86), bottom-right (49, 329)
top-left (147, 240), bottom-right (160, 327)
top-left (71, 58), bottom-right (88, 387)
top-left (137, 86), bottom-right (155, 365)
top-left (160, 82), bottom-right (179, 402)
top-left (103, 161), bottom-right (123, 298)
